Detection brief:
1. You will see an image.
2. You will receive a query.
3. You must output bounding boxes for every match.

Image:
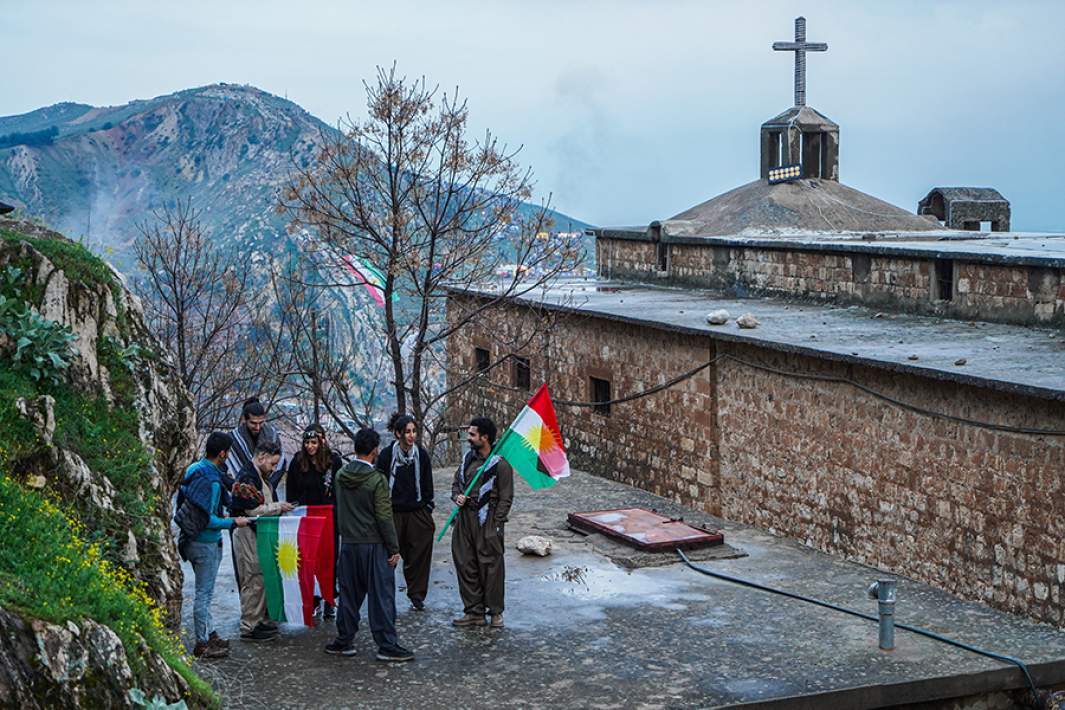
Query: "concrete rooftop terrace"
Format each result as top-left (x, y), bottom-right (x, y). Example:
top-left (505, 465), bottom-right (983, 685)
top-left (187, 467), bottom-right (1065, 708)
top-left (455, 279), bottom-right (1065, 401)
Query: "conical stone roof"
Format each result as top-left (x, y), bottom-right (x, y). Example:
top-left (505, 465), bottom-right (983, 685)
top-left (667, 178), bottom-right (939, 236)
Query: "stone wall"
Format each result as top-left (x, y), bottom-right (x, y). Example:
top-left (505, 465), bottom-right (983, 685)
top-left (599, 237), bottom-right (1065, 326)
top-left (716, 342), bottom-right (1065, 625)
top-left (446, 292), bottom-right (1065, 625)
top-left (446, 296), bottom-right (720, 513)
top-left (596, 237), bottom-right (664, 283)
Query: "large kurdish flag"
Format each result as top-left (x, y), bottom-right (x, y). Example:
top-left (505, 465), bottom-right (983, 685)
top-left (496, 383), bottom-right (570, 489)
top-left (256, 512), bottom-right (327, 626)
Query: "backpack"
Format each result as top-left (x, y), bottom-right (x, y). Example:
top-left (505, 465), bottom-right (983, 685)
top-left (174, 487), bottom-right (210, 561)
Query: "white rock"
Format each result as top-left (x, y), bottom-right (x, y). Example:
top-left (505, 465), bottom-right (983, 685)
top-left (121, 529), bottom-right (140, 565)
top-left (736, 313), bottom-right (759, 329)
top-left (705, 309), bottom-right (730, 325)
top-left (516, 535), bottom-right (553, 557)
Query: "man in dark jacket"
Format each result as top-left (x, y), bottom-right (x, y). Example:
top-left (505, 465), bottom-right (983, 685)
top-left (451, 417), bottom-right (514, 629)
top-left (325, 428), bottom-right (414, 662)
top-left (376, 413), bottom-right (434, 611)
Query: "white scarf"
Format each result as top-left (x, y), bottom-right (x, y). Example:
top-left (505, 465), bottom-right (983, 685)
top-left (389, 440), bottom-right (421, 502)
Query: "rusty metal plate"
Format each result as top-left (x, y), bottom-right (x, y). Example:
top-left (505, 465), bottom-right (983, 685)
top-left (568, 508), bottom-right (724, 551)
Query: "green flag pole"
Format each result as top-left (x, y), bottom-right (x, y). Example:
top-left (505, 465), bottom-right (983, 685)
top-left (436, 430), bottom-right (511, 542)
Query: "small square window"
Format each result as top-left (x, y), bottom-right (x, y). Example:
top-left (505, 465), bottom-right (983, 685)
top-left (474, 347), bottom-right (490, 372)
top-left (590, 376), bottom-right (611, 416)
top-left (935, 259), bottom-right (954, 302)
top-left (512, 356), bottom-right (530, 390)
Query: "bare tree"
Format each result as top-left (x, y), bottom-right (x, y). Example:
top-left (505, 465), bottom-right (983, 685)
top-left (280, 65), bottom-right (584, 446)
top-left (268, 255), bottom-right (389, 443)
top-left (134, 198), bottom-right (292, 431)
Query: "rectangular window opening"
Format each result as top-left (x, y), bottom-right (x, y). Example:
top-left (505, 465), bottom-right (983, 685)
top-left (474, 347), bottom-right (490, 372)
top-left (656, 241), bottom-right (670, 272)
top-left (980, 221), bottom-right (992, 232)
top-left (512, 355), bottom-right (531, 390)
top-left (935, 259), bottom-right (954, 301)
top-left (590, 376), bottom-right (612, 416)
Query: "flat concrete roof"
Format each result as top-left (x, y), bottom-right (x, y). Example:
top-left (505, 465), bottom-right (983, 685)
top-left (595, 228), bottom-right (1065, 268)
top-left (190, 467), bottom-right (1065, 708)
top-left (452, 280), bottom-right (1065, 401)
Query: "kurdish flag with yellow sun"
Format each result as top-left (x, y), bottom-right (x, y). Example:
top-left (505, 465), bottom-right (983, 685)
top-left (256, 513), bottom-right (326, 626)
top-left (438, 384), bottom-right (570, 541)
top-left (496, 383), bottom-right (570, 489)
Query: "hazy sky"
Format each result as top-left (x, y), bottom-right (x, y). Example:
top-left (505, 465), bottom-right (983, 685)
top-left (4, 0), bottom-right (1065, 230)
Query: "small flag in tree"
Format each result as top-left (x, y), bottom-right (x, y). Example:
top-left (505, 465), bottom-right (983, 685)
top-left (341, 255), bottom-right (393, 307)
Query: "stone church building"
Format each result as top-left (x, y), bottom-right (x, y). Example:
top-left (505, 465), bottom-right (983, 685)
top-left (446, 18), bottom-right (1065, 626)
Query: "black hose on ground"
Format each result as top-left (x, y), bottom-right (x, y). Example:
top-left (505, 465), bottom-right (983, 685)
top-left (675, 549), bottom-right (1044, 708)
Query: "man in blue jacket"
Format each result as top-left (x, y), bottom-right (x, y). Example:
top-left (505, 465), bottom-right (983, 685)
top-left (175, 432), bottom-right (250, 659)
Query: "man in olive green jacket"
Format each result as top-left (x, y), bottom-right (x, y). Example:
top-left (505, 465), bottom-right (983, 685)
top-left (324, 428), bottom-right (413, 662)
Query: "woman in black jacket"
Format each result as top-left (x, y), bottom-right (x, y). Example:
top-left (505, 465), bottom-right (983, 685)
top-left (375, 413), bottom-right (435, 611)
top-left (286, 426), bottom-right (342, 617)
top-left (286, 426), bottom-right (341, 506)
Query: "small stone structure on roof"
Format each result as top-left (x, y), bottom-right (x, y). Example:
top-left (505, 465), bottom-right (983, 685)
top-left (918, 186), bottom-right (1010, 231)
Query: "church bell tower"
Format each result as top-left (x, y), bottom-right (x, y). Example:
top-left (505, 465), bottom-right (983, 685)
top-left (760, 17), bottom-right (839, 182)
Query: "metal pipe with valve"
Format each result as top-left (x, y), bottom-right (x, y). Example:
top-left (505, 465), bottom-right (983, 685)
top-left (867, 579), bottom-right (897, 651)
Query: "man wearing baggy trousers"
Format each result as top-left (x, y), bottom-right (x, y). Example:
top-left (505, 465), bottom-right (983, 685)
top-left (324, 428), bottom-right (414, 662)
top-left (451, 417), bottom-right (514, 629)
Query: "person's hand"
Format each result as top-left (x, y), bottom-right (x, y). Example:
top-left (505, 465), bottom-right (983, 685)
top-left (387, 554), bottom-right (400, 567)
top-left (455, 494), bottom-right (467, 506)
top-left (234, 517), bottom-right (251, 527)
top-left (280, 502), bottom-right (295, 513)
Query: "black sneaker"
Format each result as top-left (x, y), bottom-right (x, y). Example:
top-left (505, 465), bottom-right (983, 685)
top-left (409, 598), bottom-right (425, 611)
top-left (325, 640), bottom-right (357, 656)
top-left (323, 602), bottom-right (336, 620)
top-left (376, 645), bottom-right (414, 662)
top-left (240, 626), bottom-right (278, 642)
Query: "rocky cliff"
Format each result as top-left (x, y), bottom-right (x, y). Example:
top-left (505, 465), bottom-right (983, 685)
top-left (0, 218), bottom-right (209, 707)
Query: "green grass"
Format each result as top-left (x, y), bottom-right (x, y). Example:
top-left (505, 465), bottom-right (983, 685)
top-left (0, 476), bottom-right (217, 707)
top-left (52, 383), bottom-right (155, 540)
top-left (0, 371), bottom-right (41, 475)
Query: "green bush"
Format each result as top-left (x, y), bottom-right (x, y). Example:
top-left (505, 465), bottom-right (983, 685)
top-left (4, 307), bottom-right (76, 385)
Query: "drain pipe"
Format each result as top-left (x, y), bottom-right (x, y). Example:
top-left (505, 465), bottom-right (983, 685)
top-left (867, 579), bottom-right (896, 651)
top-left (676, 549), bottom-right (1045, 708)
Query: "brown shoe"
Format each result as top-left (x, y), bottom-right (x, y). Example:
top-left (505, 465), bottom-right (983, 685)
top-left (208, 631), bottom-right (230, 649)
top-left (490, 613), bottom-right (504, 628)
top-left (192, 640), bottom-right (229, 659)
top-left (452, 613), bottom-right (486, 627)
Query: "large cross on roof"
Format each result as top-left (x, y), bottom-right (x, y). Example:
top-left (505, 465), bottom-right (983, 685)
top-left (772, 16), bottom-right (828, 107)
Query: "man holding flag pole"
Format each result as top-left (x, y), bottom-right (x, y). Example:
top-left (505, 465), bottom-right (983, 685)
top-left (449, 417), bottom-right (514, 629)
top-left (443, 384), bottom-right (572, 629)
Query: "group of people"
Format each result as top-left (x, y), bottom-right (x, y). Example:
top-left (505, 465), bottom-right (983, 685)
top-left (174, 397), bottom-right (515, 663)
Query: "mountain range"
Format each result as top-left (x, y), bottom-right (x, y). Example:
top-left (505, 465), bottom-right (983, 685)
top-left (0, 84), bottom-right (592, 269)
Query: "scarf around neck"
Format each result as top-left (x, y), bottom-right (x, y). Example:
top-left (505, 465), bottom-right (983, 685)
top-left (389, 440), bottom-right (421, 502)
